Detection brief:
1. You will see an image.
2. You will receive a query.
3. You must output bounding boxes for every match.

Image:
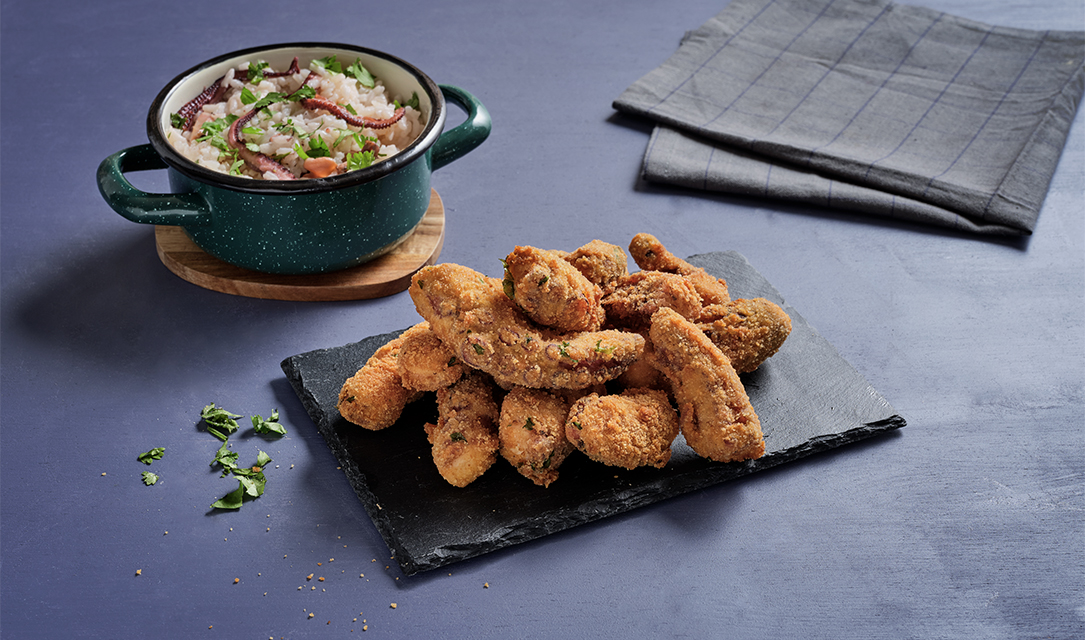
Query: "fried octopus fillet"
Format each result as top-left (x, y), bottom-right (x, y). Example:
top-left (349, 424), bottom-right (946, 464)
top-left (601, 271), bottom-right (702, 331)
top-left (498, 387), bottom-right (575, 487)
top-left (337, 333), bottom-right (416, 431)
top-left (558, 239), bottom-right (629, 288)
top-left (698, 298), bottom-right (792, 373)
top-left (648, 307), bottom-right (765, 463)
top-left (424, 372), bottom-right (501, 487)
top-left (629, 233), bottom-right (730, 305)
top-left (503, 245), bottom-right (605, 332)
top-left (409, 263), bottom-right (645, 390)
top-left (565, 388), bottom-right (679, 470)
top-left (396, 321), bottom-right (467, 391)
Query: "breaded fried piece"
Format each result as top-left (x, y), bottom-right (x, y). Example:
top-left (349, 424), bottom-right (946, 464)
top-left (615, 336), bottom-right (670, 393)
top-left (424, 372), bottom-right (501, 487)
top-left (560, 239), bottom-right (629, 289)
top-left (396, 321), bottom-right (466, 391)
top-left (648, 307), bottom-right (764, 463)
top-left (503, 245), bottom-right (605, 332)
top-left (629, 233), bottom-right (730, 305)
top-left (337, 333), bottom-right (414, 431)
top-left (601, 271), bottom-right (702, 331)
top-left (409, 263), bottom-right (645, 390)
top-left (498, 387), bottom-right (574, 487)
top-left (698, 298), bottom-right (792, 373)
top-left (565, 388), bottom-right (679, 470)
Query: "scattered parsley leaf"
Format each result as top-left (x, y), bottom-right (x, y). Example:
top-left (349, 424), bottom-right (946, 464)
top-left (170, 112), bottom-right (186, 129)
top-left (293, 141), bottom-right (310, 161)
top-left (240, 86), bottom-right (259, 105)
top-left (211, 481), bottom-right (245, 510)
top-left (523, 417), bottom-right (535, 430)
top-left (405, 92), bottom-right (420, 110)
top-left (450, 432), bottom-right (466, 443)
top-left (141, 471), bottom-right (159, 486)
top-left (137, 447), bottom-right (165, 465)
top-left (472, 344), bottom-right (485, 355)
top-left (252, 410), bottom-right (286, 436)
top-left (201, 403), bottom-right (241, 441)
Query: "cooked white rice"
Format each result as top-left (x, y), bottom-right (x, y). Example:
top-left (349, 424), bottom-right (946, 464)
top-left (166, 57), bottom-right (424, 180)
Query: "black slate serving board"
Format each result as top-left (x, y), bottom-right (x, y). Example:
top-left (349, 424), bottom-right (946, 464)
top-left (281, 251), bottom-right (905, 575)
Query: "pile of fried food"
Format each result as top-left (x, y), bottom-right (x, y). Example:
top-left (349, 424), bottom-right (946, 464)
top-left (337, 234), bottom-right (792, 488)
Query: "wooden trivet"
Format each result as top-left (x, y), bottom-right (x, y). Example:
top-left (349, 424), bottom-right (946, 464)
top-left (155, 189), bottom-right (445, 301)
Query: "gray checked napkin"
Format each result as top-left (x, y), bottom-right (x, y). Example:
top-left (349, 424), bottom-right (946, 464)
top-left (614, 0), bottom-right (1084, 235)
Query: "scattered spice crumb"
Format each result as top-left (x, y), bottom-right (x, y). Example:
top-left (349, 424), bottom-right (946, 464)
top-left (364, 626), bottom-right (368, 631)
top-left (483, 582), bottom-right (489, 588)
top-left (317, 562), bottom-right (322, 566)
top-left (233, 578), bottom-right (239, 584)
top-left (308, 613), bottom-right (314, 619)
top-left (318, 577), bottom-right (325, 582)
top-left (101, 473), bottom-right (107, 476)
top-left (307, 574), bottom-right (314, 581)
top-left (359, 574), bottom-right (364, 578)
top-left (390, 603), bottom-right (397, 609)
top-left (135, 569), bottom-right (142, 576)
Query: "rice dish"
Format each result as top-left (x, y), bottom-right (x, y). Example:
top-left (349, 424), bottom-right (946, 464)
top-left (166, 55), bottom-right (425, 180)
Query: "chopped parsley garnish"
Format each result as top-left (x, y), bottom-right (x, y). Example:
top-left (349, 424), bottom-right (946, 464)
top-left (169, 112), bottom-right (186, 129)
top-left (137, 447), bottom-right (165, 465)
top-left (472, 344), bottom-right (485, 355)
top-left (572, 421), bottom-right (582, 430)
top-left (447, 356), bottom-right (458, 366)
top-left (313, 55), bottom-right (343, 74)
top-left (523, 417), bottom-right (535, 431)
top-left (593, 340), bottom-right (615, 355)
top-left (346, 149), bottom-right (375, 171)
top-left (450, 432), bottom-right (466, 443)
top-left (240, 86), bottom-right (259, 105)
top-left (307, 135), bottom-right (331, 158)
top-left (141, 472), bottom-right (159, 486)
top-left (246, 60), bottom-right (270, 83)
top-left (346, 58), bottom-right (375, 89)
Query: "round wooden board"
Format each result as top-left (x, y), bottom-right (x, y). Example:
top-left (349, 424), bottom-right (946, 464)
top-left (154, 189), bottom-right (445, 301)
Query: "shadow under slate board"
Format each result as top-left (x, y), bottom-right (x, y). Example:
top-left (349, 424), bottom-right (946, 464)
top-left (281, 250), bottom-right (905, 575)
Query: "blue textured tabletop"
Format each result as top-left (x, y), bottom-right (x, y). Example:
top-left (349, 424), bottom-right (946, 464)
top-left (2, 1), bottom-right (1082, 638)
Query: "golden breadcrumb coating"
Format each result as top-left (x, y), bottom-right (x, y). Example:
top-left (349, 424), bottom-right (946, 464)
top-left (648, 307), bottom-right (764, 463)
top-left (498, 387), bottom-right (575, 487)
top-left (396, 321), bottom-right (467, 391)
top-left (337, 333), bottom-right (414, 431)
top-left (602, 270), bottom-right (702, 331)
top-left (409, 263), bottom-right (645, 389)
top-left (560, 239), bottom-right (629, 288)
top-left (698, 298), bottom-right (792, 373)
top-left (424, 372), bottom-right (501, 487)
top-left (504, 245), bottom-right (605, 332)
top-left (565, 388), bottom-right (679, 470)
top-left (629, 233), bottom-right (730, 305)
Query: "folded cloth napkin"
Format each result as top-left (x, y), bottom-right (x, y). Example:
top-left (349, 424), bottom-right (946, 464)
top-left (614, 0), bottom-right (1084, 235)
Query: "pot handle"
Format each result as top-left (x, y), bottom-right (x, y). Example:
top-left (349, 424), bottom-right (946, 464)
top-left (431, 85), bottom-right (492, 171)
top-left (97, 144), bottom-right (212, 227)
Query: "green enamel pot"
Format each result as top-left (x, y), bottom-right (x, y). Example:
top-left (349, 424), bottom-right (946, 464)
top-left (97, 43), bottom-right (490, 275)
